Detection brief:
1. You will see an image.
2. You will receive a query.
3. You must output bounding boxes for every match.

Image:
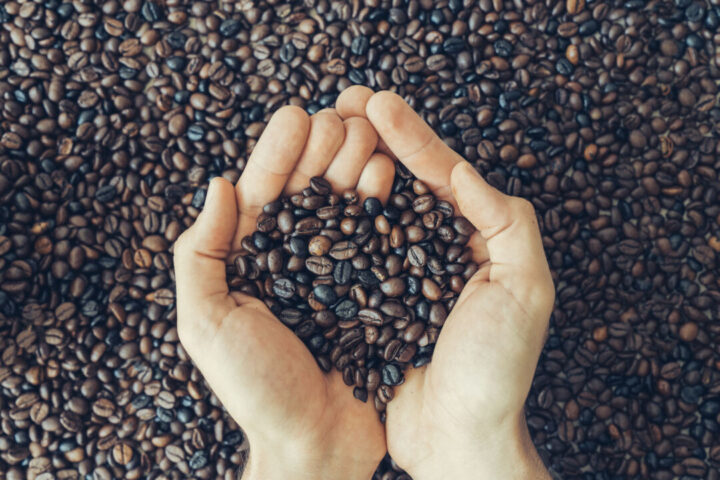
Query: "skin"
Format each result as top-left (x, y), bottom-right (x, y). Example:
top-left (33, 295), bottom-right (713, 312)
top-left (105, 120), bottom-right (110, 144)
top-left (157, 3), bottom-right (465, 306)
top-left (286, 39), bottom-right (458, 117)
top-left (174, 89), bottom-right (554, 479)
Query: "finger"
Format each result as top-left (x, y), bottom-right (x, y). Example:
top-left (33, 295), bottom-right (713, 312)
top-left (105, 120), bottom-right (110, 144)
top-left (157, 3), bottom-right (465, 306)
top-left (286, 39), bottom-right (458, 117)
top-left (323, 117), bottom-right (378, 193)
top-left (174, 177), bottom-right (238, 347)
top-left (376, 138), bottom-right (398, 161)
top-left (336, 87), bottom-right (397, 160)
top-left (284, 110), bottom-right (345, 194)
top-left (336, 85), bottom-right (374, 119)
top-left (356, 153), bottom-right (395, 204)
top-left (235, 106), bottom-right (310, 246)
top-left (366, 91), bottom-right (462, 200)
top-left (450, 162), bottom-right (554, 318)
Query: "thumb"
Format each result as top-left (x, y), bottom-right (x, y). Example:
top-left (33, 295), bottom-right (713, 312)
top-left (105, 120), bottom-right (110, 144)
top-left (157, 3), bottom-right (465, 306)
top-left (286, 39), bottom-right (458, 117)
top-left (174, 177), bottom-right (238, 345)
top-left (450, 162), bottom-right (554, 319)
top-left (450, 161), bottom-right (517, 242)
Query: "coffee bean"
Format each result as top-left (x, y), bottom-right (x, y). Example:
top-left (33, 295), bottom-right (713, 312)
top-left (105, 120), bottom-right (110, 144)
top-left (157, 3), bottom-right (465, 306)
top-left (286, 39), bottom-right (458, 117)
top-left (383, 339), bottom-right (402, 362)
top-left (310, 177), bottom-right (332, 195)
top-left (353, 387), bottom-right (368, 402)
top-left (189, 450), bottom-right (209, 469)
top-left (277, 210), bottom-right (296, 234)
top-left (402, 322), bottom-right (425, 343)
top-left (314, 310), bottom-right (337, 328)
top-left (272, 278), bottom-right (296, 299)
top-left (280, 308), bottom-right (303, 326)
top-left (381, 363), bottom-right (404, 386)
top-left (364, 198), bottom-right (383, 216)
top-left (92, 398), bottom-right (115, 418)
top-left (357, 308), bottom-right (385, 327)
top-left (309, 235), bottom-right (332, 256)
top-left (407, 245), bottom-right (427, 267)
top-left (313, 284), bottom-right (337, 306)
top-left (296, 217), bottom-right (324, 235)
top-left (412, 194), bottom-right (436, 214)
top-left (333, 260), bottom-right (353, 285)
top-left (395, 343), bottom-right (417, 363)
top-left (380, 277), bottom-right (406, 297)
top-left (165, 444), bottom-right (185, 463)
top-left (421, 278), bottom-right (442, 301)
top-left (428, 303), bottom-right (448, 327)
top-left (305, 256), bottom-right (334, 275)
top-left (334, 299), bottom-right (359, 320)
top-left (377, 384), bottom-right (394, 403)
top-left (329, 241), bottom-right (358, 260)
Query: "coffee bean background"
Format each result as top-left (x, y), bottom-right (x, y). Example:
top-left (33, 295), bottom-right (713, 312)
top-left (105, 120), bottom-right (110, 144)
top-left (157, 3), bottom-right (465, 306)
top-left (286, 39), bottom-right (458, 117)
top-left (1, 0), bottom-right (719, 479)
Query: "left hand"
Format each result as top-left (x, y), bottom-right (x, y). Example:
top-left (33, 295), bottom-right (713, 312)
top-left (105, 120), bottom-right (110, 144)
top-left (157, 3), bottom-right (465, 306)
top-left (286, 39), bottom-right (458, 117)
top-left (173, 106), bottom-right (395, 479)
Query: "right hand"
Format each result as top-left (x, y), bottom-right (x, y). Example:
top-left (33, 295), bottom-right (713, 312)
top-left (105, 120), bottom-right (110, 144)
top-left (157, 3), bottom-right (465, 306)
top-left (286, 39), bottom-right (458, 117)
top-left (336, 87), bottom-right (555, 480)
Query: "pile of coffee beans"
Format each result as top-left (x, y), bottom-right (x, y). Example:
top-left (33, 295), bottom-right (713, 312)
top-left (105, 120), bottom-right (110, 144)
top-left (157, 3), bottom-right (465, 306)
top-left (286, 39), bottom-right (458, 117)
top-left (2, 0), bottom-right (720, 478)
top-left (229, 176), bottom-right (476, 415)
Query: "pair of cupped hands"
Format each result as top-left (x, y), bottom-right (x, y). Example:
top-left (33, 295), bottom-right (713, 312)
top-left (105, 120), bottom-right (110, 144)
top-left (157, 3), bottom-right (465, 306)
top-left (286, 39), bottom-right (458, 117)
top-left (173, 87), bottom-right (555, 480)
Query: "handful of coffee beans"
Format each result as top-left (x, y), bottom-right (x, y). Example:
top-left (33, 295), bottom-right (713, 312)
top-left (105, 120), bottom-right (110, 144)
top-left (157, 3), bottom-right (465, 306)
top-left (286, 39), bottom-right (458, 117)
top-left (228, 174), bottom-right (477, 417)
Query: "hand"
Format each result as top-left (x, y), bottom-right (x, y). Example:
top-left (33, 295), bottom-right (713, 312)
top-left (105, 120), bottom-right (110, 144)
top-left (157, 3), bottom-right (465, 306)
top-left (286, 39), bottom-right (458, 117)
top-left (173, 107), bottom-right (395, 479)
top-left (336, 88), bottom-right (555, 479)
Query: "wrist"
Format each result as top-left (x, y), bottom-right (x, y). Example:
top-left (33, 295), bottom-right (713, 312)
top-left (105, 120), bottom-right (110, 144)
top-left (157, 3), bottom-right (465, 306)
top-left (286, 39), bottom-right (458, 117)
top-left (242, 436), bottom-right (378, 480)
top-left (404, 413), bottom-right (551, 480)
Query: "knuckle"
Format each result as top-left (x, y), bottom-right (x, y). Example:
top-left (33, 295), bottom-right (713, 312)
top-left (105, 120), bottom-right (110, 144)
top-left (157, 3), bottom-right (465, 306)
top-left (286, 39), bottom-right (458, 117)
top-left (316, 111), bottom-right (344, 132)
top-left (513, 198), bottom-right (540, 228)
top-left (344, 115), bottom-right (372, 131)
top-left (514, 197), bottom-right (536, 217)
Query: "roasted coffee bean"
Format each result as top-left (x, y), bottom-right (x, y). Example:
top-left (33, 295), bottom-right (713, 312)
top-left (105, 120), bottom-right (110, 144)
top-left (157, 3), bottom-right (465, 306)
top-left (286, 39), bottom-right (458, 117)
top-left (280, 308), bottom-right (303, 326)
top-left (377, 385), bottom-right (394, 403)
top-left (402, 322), bottom-right (425, 343)
top-left (381, 363), bottom-right (404, 386)
top-left (383, 339), bottom-right (402, 362)
top-left (329, 241), bottom-right (358, 260)
top-left (309, 235), bottom-right (332, 257)
top-left (357, 308), bottom-right (385, 327)
top-left (333, 260), bottom-right (353, 285)
top-left (272, 278), bottom-right (296, 299)
top-left (296, 217), bottom-right (324, 235)
top-left (305, 256), bottom-right (334, 275)
top-left (380, 277), bottom-right (406, 297)
top-left (313, 284), bottom-right (337, 306)
top-left (395, 343), bottom-right (417, 363)
top-left (314, 310), bottom-right (337, 328)
top-left (428, 303), bottom-right (448, 327)
top-left (334, 299), bottom-right (359, 320)
top-left (407, 245), bottom-right (427, 267)
top-left (412, 195), bottom-right (436, 214)
top-left (310, 177), bottom-right (332, 195)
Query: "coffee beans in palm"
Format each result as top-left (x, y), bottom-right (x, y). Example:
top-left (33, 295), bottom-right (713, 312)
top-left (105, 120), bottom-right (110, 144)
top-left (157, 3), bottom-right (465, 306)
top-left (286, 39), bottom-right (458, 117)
top-left (228, 176), bottom-right (476, 415)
